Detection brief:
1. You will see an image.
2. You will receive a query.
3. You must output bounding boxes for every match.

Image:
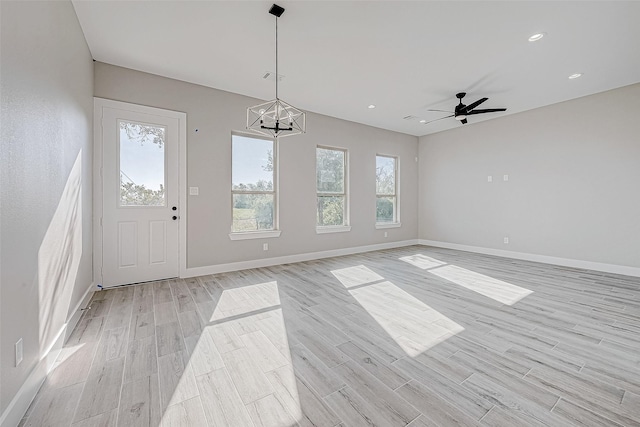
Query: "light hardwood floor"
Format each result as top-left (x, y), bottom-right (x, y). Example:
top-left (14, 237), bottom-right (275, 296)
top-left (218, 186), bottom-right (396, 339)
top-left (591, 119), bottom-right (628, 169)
top-left (20, 246), bottom-right (640, 426)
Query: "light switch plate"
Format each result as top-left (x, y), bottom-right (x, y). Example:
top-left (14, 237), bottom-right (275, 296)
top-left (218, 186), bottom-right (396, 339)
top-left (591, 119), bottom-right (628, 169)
top-left (189, 187), bottom-right (199, 196)
top-left (487, 176), bottom-right (493, 182)
top-left (503, 174), bottom-right (509, 181)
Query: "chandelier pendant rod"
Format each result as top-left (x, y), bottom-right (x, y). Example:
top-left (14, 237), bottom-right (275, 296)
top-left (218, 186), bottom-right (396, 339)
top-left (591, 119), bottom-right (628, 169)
top-left (275, 14), bottom-right (279, 101)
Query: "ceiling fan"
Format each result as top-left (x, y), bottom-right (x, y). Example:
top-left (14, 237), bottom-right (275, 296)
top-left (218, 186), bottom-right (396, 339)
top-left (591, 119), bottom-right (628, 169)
top-left (424, 92), bottom-right (506, 125)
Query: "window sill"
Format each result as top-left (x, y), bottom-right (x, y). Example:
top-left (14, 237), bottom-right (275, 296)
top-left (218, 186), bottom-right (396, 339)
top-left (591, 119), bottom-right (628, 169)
top-left (316, 225), bottom-right (352, 234)
top-left (375, 222), bottom-right (401, 229)
top-left (229, 230), bottom-right (282, 241)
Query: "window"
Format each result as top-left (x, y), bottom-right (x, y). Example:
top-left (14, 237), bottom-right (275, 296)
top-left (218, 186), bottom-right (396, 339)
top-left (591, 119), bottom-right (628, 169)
top-left (376, 155), bottom-right (398, 224)
top-left (316, 146), bottom-right (349, 231)
top-left (119, 120), bottom-right (166, 206)
top-left (231, 134), bottom-right (278, 235)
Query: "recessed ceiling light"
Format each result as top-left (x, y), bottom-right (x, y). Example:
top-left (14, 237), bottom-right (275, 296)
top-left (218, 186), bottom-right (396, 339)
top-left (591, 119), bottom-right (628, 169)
top-left (528, 33), bottom-right (545, 42)
top-left (368, 104), bottom-right (376, 109)
top-left (419, 119), bottom-right (426, 123)
top-left (568, 73), bottom-right (583, 79)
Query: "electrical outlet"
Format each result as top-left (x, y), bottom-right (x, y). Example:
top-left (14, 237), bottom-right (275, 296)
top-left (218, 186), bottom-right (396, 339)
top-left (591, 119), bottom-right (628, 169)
top-left (503, 174), bottom-right (509, 182)
top-left (384, 231), bottom-right (388, 238)
top-left (189, 187), bottom-right (199, 196)
top-left (487, 175), bottom-right (493, 182)
top-left (263, 243), bottom-right (268, 251)
top-left (504, 237), bottom-right (509, 244)
top-left (15, 338), bottom-right (23, 367)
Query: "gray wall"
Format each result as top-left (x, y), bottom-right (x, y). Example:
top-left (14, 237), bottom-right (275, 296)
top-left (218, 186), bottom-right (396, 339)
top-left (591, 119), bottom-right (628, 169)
top-left (94, 63), bottom-right (419, 269)
top-left (419, 83), bottom-right (640, 268)
top-left (0, 1), bottom-right (94, 414)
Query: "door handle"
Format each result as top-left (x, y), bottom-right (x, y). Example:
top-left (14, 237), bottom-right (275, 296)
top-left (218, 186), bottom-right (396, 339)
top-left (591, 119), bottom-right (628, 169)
top-left (172, 216), bottom-right (178, 220)
top-left (172, 206), bottom-right (177, 211)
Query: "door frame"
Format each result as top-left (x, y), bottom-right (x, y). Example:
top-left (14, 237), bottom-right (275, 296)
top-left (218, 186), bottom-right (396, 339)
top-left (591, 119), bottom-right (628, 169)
top-left (93, 98), bottom-right (187, 287)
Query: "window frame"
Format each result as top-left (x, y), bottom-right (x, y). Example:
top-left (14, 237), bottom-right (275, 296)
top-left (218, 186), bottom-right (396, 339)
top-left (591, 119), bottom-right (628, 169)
top-left (375, 154), bottom-right (401, 228)
top-left (316, 145), bottom-right (351, 233)
top-left (229, 132), bottom-right (281, 240)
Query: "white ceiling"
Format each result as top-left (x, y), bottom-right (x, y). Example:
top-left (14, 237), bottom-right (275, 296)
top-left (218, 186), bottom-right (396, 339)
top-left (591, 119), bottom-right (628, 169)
top-left (72, 1), bottom-right (640, 137)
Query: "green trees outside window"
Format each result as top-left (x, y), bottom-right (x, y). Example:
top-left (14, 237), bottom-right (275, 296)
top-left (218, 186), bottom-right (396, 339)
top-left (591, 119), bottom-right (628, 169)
top-left (231, 134), bottom-right (276, 232)
top-left (317, 147), bottom-right (347, 227)
top-left (119, 121), bottom-right (166, 207)
top-left (376, 155), bottom-right (397, 223)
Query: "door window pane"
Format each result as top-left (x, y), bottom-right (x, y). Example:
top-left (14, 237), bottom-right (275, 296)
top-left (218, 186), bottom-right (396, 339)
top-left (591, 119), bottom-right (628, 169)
top-left (119, 121), bottom-right (166, 206)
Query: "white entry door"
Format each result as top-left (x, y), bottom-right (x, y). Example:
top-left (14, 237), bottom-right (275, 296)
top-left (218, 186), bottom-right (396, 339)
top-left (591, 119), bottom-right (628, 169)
top-left (98, 100), bottom-right (183, 287)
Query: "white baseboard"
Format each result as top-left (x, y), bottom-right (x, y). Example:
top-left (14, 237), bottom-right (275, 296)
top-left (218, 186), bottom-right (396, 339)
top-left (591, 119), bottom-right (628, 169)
top-left (419, 240), bottom-right (640, 278)
top-left (0, 283), bottom-right (94, 427)
top-left (63, 284), bottom-right (95, 344)
top-left (183, 239), bottom-right (420, 278)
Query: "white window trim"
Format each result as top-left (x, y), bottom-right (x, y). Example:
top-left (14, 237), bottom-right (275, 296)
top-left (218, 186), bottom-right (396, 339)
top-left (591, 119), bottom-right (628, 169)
top-left (316, 225), bottom-right (352, 234)
top-left (375, 222), bottom-right (401, 229)
top-left (230, 132), bottom-right (279, 236)
top-left (229, 230), bottom-right (282, 240)
top-left (375, 154), bottom-right (400, 225)
top-left (316, 145), bottom-right (350, 229)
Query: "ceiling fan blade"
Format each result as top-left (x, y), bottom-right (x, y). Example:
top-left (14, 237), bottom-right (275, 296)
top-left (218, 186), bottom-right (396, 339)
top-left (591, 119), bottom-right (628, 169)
top-left (426, 109), bottom-right (453, 113)
top-left (422, 115), bottom-right (454, 125)
top-left (466, 108), bottom-right (507, 115)
top-left (460, 118), bottom-right (468, 124)
top-left (462, 97), bottom-right (488, 113)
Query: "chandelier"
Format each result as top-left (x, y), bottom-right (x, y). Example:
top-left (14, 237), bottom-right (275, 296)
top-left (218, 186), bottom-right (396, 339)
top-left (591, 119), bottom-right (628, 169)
top-left (247, 4), bottom-right (306, 138)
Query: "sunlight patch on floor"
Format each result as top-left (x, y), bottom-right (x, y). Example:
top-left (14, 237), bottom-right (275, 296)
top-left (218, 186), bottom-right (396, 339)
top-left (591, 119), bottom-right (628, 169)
top-left (51, 343), bottom-right (85, 366)
top-left (210, 280), bottom-right (280, 320)
top-left (349, 280), bottom-right (464, 357)
top-left (399, 254), bottom-right (447, 270)
top-left (331, 265), bottom-right (384, 288)
top-left (164, 281), bottom-right (302, 426)
top-left (429, 264), bottom-right (533, 305)
top-left (250, 308), bottom-right (302, 423)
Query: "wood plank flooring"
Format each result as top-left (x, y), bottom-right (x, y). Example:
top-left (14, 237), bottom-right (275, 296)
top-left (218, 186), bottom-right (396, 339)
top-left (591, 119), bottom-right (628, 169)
top-left (20, 246), bottom-right (640, 426)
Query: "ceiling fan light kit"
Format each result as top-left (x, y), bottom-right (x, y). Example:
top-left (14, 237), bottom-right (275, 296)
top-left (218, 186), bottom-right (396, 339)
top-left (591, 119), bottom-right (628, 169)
top-left (247, 4), bottom-right (306, 138)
